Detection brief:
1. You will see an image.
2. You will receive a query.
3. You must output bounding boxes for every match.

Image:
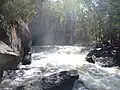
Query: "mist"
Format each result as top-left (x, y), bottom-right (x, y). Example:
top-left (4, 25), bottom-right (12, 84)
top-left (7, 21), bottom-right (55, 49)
top-left (31, 0), bottom-right (91, 46)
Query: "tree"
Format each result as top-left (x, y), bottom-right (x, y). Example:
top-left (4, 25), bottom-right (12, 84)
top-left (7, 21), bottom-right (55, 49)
top-left (0, 0), bottom-right (35, 22)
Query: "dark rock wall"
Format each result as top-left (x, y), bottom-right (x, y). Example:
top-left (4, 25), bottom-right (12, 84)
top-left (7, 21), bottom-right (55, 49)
top-left (0, 19), bottom-right (31, 71)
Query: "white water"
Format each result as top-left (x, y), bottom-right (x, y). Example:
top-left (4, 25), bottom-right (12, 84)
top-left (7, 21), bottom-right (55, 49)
top-left (1, 46), bottom-right (120, 90)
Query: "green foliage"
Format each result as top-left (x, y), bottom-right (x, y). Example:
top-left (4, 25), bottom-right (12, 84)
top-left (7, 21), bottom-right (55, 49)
top-left (0, 0), bottom-right (35, 22)
top-left (50, 0), bottom-right (88, 23)
top-left (89, 0), bottom-right (120, 43)
top-left (32, 0), bottom-right (120, 45)
top-left (32, 0), bottom-right (93, 45)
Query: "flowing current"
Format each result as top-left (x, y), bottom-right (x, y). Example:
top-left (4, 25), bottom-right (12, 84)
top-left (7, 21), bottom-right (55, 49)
top-left (1, 46), bottom-right (120, 90)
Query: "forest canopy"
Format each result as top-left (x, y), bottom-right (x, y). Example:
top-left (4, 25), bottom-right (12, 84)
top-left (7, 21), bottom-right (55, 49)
top-left (31, 0), bottom-right (120, 46)
top-left (0, 0), bottom-right (119, 46)
top-left (0, 0), bottom-right (35, 22)
top-left (32, 0), bottom-right (93, 45)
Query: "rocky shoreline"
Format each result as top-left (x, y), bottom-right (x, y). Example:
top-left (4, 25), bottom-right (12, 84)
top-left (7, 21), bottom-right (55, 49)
top-left (86, 41), bottom-right (120, 67)
top-left (0, 70), bottom-right (88, 90)
top-left (0, 15), bottom-right (32, 81)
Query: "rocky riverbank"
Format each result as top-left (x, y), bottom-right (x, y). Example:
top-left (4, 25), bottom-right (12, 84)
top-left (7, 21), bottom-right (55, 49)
top-left (0, 15), bottom-right (32, 80)
top-left (0, 70), bottom-right (88, 90)
top-left (86, 41), bottom-right (120, 67)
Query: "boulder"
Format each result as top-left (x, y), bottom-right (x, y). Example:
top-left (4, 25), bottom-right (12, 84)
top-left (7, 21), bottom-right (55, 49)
top-left (22, 52), bottom-right (32, 65)
top-left (0, 41), bottom-right (20, 70)
top-left (41, 70), bottom-right (79, 90)
top-left (0, 19), bottom-right (32, 70)
top-left (15, 70), bottom-right (79, 90)
top-left (0, 18), bottom-right (32, 82)
top-left (16, 19), bottom-right (32, 65)
top-left (86, 42), bottom-right (120, 67)
top-left (0, 41), bottom-right (21, 81)
top-left (0, 70), bottom-right (89, 90)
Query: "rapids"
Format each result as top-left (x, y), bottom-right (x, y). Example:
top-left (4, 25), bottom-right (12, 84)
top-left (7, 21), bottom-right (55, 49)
top-left (0, 46), bottom-right (120, 90)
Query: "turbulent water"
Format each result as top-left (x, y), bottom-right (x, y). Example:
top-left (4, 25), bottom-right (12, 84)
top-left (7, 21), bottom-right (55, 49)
top-left (1, 46), bottom-right (120, 90)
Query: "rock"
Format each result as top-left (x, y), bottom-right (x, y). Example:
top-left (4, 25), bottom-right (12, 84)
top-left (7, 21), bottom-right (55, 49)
top-left (0, 22), bottom-right (10, 45)
top-left (0, 71), bottom-right (3, 83)
top-left (0, 41), bottom-right (20, 70)
top-left (0, 41), bottom-right (20, 82)
top-left (16, 70), bottom-right (79, 90)
top-left (0, 70), bottom-right (88, 90)
top-left (86, 56), bottom-right (95, 64)
top-left (85, 48), bottom-right (104, 64)
top-left (22, 52), bottom-right (32, 65)
top-left (86, 49), bottom-right (96, 63)
top-left (16, 19), bottom-right (31, 46)
top-left (0, 20), bottom-right (32, 68)
top-left (86, 42), bottom-right (120, 67)
top-left (73, 80), bottom-right (89, 90)
top-left (41, 70), bottom-right (79, 90)
top-left (11, 24), bottom-right (22, 55)
top-left (0, 14), bottom-right (4, 23)
top-left (113, 53), bottom-right (120, 66)
top-left (0, 19), bottom-right (32, 82)
top-left (16, 19), bottom-right (32, 65)
top-left (16, 85), bottom-right (26, 90)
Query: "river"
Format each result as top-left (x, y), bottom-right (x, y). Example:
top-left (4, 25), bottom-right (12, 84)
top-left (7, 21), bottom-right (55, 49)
top-left (0, 46), bottom-right (120, 90)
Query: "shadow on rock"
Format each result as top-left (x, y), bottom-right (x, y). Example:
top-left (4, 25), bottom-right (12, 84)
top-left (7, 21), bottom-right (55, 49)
top-left (85, 41), bottom-right (119, 67)
top-left (42, 70), bottom-right (79, 90)
top-left (15, 70), bottom-right (79, 90)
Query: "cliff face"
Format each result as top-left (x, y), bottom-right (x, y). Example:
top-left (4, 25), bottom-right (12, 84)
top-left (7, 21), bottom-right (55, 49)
top-left (0, 19), bottom-right (31, 71)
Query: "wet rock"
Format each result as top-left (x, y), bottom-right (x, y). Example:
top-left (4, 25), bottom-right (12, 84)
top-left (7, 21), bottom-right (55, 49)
top-left (86, 42), bottom-right (120, 67)
top-left (0, 14), bottom-right (4, 23)
top-left (41, 70), bottom-right (79, 90)
top-left (22, 52), bottom-right (32, 65)
top-left (86, 49), bottom-right (96, 64)
top-left (16, 85), bottom-right (26, 90)
top-left (73, 80), bottom-right (89, 90)
top-left (0, 41), bottom-right (20, 70)
top-left (16, 19), bottom-right (31, 46)
top-left (0, 41), bottom-right (21, 82)
top-left (16, 19), bottom-right (32, 65)
top-left (0, 19), bottom-right (32, 82)
top-left (13, 70), bottom-right (79, 90)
